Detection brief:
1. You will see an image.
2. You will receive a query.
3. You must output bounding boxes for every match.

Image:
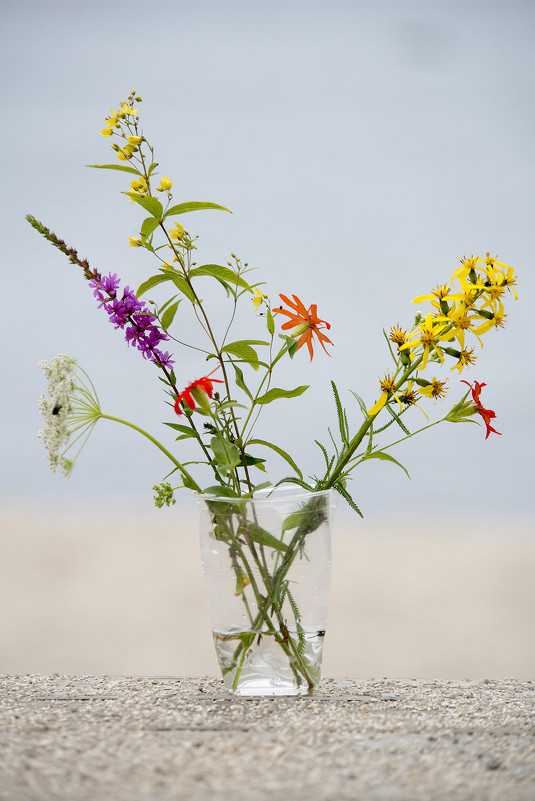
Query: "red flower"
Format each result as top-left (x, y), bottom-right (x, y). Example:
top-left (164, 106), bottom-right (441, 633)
top-left (461, 380), bottom-right (501, 439)
top-left (174, 367), bottom-right (224, 415)
top-left (274, 294), bottom-right (333, 361)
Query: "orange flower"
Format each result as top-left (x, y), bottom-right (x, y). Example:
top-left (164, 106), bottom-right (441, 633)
top-left (174, 367), bottom-right (224, 415)
top-left (274, 294), bottom-right (333, 360)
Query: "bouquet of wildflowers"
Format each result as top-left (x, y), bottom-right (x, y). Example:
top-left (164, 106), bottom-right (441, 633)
top-left (29, 93), bottom-right (518, 692)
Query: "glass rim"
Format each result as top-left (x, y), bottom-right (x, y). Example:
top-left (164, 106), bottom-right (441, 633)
top-left (196, 486), bottom-right (334, 505)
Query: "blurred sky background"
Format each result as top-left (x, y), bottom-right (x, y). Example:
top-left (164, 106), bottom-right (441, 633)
top-left (2, 0), bottom-right (534, 529)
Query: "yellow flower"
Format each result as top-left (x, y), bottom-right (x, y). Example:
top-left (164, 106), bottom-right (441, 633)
top-left (412, 284), bottom-right (463, 306)
top-left (418, 377), bottom-right (448, 401)
top-left (129, 238), bottom-right (142, 247)
top-left (130, 177), bottom-right (148, 195)
top-left (169, 222), bottom-right (184, 240)
top-left (399, 313), bottom-right (450, 370)
top-left (368, 372), bottom-right (403, 416)
top-left (435, 303), bottom-right (486, 350)
top-left (252, 287), bottom-right (267, 311)
top-left (121, 102), bottom-right (139, 116)
top-left (117, 148), bottom-right (133, 161)
top-left (156, 176), bottom-right (173, 192)
top-left (399, 381), bottom-right (429, 420)
top-left (449, 347), bottom-right (477, 373)
top-left (388, 323), bottom-right (408, 346)
top-left (100, 127), bottom-right (113, 138)
top-left (127, 135), bottom-right (143, 146)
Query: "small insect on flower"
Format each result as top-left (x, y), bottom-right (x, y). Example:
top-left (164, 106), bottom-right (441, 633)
top-left (174, 367), bottom-right (224, 415)
top-left (461, 380), bottom-right (501, 439)
top-left (274, 294), bottom-right (333, 361)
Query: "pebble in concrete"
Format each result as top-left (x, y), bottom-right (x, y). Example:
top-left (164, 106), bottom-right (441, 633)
top-left (0, 675), bottom-right (534, 801)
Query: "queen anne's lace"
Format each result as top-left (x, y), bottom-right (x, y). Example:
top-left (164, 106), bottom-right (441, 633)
top-left (38, 355), bottom-right (77, 476)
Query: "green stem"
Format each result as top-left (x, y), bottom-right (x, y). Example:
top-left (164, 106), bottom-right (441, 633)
top-left (99, 413), bottom-right (202, 492)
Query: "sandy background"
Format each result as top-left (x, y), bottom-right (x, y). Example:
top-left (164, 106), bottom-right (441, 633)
top-left (2, 500), bottom-right (533, 679)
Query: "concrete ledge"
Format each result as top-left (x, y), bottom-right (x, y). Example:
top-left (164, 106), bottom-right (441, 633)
top-left (1, 675), bottom-right (534, 800)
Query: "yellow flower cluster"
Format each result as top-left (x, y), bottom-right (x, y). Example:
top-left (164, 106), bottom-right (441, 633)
top-left (100, 99), bottom-right (140, 139)
top-left (402, 254), bottom-right (517, 373)
top-left (100, 92), bottom-right (142, 162)
top-left (368, 255), bottom-right (517, 416)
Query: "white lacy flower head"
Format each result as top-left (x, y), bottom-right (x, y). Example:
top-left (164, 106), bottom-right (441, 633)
top-left (38, 355), bottom-right (100, 477)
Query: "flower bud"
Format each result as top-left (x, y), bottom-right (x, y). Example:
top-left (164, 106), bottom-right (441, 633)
top-left (191, 385), bottom-right (211, 414)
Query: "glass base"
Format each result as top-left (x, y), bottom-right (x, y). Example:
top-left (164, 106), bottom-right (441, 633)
top-left (213, 627), bottom-right (324, 696)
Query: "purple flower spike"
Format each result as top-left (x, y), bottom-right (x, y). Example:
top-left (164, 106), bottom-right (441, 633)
top-left (89, 272), bottom-right (175, 367)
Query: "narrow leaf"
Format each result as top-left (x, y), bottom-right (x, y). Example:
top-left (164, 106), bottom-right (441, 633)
top-left (164, 201), bottom-right (232, 217)
top-left (243, 522), bottom-right (288, 553)
top-left (246, 439), bottom-right (303, 479)
top-left (161, 300), bottom-right (180, 331)
top-left (168, 273), bottom-right (196, 303)
top-left (363, 451), bottom-right (411, 479)
top-left (255, 386), bottom-right (309, 405)
top-left (266, 308), bottom-right (275, 335)
top-left (86, 163), bottom-right (140, 175)
top-left (189, 264), bottom-right (252, 291)
top-left (334, 483), bottom-right (364, 518)
top-left (137, 274), bottom-right (172, 297)
top-left (385, 404), bottom-right (411, 435)
top-left (232, 364), bottom-right (253, 400)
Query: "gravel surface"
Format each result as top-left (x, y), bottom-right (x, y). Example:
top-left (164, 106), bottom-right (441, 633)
top-left (1, 675), bottom-right (534, 800)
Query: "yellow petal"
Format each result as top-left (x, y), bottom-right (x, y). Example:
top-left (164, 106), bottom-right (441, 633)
top-left (368, 392), bottom-right (388, 416)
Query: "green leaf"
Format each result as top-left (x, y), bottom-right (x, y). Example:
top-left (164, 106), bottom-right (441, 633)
top-left (164, 201), bottom-right (232, 218)
top-left (348, 390), bottom-right (369, 418)
top-left (232, 364), bottom-right (253, 400)
top-left (124, 192), bottom-right (163, 220)
top-left (137, 274), bottom-right (172, 297)
top-left (363, 451), bottom-right (411, 479)
top-left (266, 308), bottom-right (275, 336)
top-left (189, 264), bottom-right (252, 291)
top-left (86, 163), bottom-right (140, 175)
top-left (222, 341), bottom-right (259, 369)
top-left (334, 483), bottom-right (364, 518)
top-left (385, 404), bottom-right (411, 436)
top-left (243, 522), bottom-right (288, 553)
top-left (161, 300), bottom-right (180, 331)
top-left (255, 386), bottom-right (309, 405)
top-left (136, 271), bottom-right (196, 304)
top-left (246, 439), bottom-right (303, 480)
top-left (140, 216), bottom-right (160, 239)
top-left (280, 335), bottom-right (299, 358)
top-left (163, 422), bottom-right (198, 440)
top-left (202, 485), bottom-right (240, 497)
top-left (331, 381), bottom-right (349, 444)
top-left (168, 273), bottom-right (197, 304)
top-left (282, 511), bottom-right (308, 532)
top-left (243, 454), bottom-right (267, 469)
top-left (210, 436), bottom-right (241, 476)
top-left (158, 294), bottom-right (179, 315)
